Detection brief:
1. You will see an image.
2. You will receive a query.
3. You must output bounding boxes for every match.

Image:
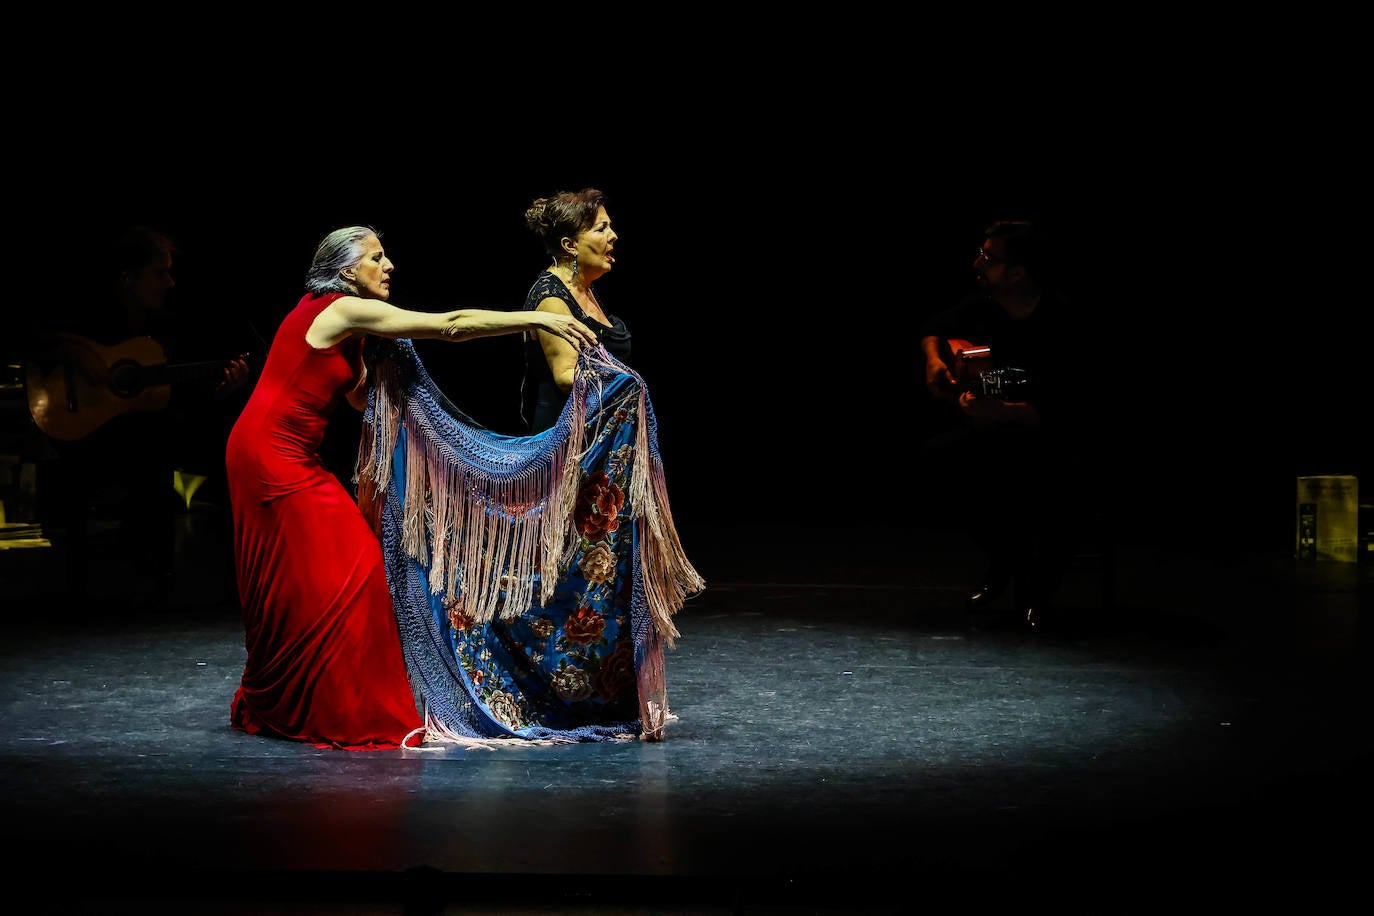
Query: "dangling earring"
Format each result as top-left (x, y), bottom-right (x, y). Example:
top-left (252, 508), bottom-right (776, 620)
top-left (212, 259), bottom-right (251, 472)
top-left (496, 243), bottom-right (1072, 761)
top-left (571, 255), bottom-right (578, 278)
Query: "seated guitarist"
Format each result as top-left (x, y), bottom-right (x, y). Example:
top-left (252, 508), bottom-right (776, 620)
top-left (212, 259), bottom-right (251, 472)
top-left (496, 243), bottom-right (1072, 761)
top-left (32, 224), bottom-right (253, 607)
top-left (917, 219), bottom-right (1102, 631)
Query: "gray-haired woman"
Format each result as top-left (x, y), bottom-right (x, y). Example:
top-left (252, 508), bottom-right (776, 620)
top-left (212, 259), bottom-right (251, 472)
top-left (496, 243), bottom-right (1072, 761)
top-left (225, 226), bottom-right (595, 750)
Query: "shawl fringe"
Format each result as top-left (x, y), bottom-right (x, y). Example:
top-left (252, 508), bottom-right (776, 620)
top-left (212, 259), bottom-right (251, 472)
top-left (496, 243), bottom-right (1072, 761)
top-left (356, 340), bottom-right (702, 641)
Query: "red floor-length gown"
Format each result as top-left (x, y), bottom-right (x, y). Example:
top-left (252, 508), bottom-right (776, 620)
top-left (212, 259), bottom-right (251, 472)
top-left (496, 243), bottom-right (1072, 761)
top-left (226, 292), bottom-right (423, 749)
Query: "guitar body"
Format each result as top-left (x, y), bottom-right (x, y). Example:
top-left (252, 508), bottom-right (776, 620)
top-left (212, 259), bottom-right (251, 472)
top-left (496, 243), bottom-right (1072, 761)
top-left (26, 334), bottom-right (172, 441)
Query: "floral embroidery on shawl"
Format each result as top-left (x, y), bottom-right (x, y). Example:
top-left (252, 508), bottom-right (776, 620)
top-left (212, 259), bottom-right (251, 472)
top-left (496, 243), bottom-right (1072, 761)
top-left (356, 339), bottom-right (703, 745)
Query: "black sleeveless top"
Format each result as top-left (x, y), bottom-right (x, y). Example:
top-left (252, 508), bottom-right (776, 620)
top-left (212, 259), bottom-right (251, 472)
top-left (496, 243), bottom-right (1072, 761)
top-left (519, 271), bottom-right (632, 432)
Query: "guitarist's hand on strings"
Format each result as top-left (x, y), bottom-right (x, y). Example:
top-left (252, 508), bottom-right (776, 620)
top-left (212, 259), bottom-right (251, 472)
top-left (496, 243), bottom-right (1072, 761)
top-left (217, 354), bottom-right (252, 397)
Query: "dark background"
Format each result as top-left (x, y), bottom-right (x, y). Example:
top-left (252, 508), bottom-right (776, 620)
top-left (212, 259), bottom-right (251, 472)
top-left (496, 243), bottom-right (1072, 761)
top-left (11, 47), bottom-right (1364, 561)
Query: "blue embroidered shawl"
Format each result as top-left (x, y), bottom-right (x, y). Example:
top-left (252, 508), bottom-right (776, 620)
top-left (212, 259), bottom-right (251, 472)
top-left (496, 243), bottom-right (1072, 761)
top-left (356, 339), bottom-right (703, 744)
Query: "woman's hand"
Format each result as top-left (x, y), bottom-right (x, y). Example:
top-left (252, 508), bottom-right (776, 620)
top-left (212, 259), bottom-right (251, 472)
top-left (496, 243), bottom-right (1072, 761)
top-left (536, 313), bottom-right (599, 350)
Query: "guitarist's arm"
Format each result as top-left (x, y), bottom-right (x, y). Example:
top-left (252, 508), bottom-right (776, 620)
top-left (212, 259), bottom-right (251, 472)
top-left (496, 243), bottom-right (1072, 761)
top-left (920, 334), bottom-right (956, 399)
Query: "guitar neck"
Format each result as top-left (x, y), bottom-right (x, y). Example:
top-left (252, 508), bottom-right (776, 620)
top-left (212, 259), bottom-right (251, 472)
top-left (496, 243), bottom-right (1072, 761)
top-left (134, 359), bottom-right (235, 388)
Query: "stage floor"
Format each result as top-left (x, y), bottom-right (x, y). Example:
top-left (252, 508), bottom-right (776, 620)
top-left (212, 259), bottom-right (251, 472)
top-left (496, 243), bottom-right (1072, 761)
top-left (1, 510), bottom-right (1369, 914)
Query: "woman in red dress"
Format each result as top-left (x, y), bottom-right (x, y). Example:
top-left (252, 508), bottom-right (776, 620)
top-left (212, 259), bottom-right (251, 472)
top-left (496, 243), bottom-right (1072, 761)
top-left (226, 226), bottom-right (596, 750)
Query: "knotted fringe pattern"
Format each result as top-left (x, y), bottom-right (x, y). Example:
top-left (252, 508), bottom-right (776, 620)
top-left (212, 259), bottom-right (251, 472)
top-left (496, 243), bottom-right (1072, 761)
top-left (361, 374), bottom-right (587, 626)
top-left (359, 340), bottom-right (702, 639)
top-left (636, 640), bottom-right (679, 742)
top-left (541, 367), bottom-right (588, 603)
top-left (355, 356), bottom-right (403, 535)
top-left (626, 383), bottom-right (703, 648)
top-left (412, 709), bottom-right (593, 749)
top-left (414, 420), bottom-right (583, 623)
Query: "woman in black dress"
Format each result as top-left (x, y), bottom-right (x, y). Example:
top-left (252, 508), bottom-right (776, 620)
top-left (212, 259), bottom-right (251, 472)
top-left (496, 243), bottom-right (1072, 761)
top-left (519, 187), bottom-right (631, 432)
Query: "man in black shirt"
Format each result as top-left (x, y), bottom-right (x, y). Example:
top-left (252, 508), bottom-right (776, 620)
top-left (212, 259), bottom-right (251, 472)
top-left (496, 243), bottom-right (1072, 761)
top-left (918, 220), bottom-right (1100, 630)
top-left (31, 225), bottom-right (251, 607)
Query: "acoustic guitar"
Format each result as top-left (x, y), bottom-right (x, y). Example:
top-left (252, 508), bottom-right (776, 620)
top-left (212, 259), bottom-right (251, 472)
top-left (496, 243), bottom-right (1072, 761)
top-left (935, 338), bottom-right (1032, 401)
top-left (25, 332), bottom-right (249, 441)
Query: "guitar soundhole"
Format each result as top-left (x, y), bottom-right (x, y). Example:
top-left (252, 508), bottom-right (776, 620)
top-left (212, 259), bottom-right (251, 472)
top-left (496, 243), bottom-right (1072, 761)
top-left (108, 360), bottom-right (146, 398)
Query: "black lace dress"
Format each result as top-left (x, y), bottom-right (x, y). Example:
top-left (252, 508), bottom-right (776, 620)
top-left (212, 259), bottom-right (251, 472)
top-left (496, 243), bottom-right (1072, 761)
top-left (519, 270), bottom-right (632, 432)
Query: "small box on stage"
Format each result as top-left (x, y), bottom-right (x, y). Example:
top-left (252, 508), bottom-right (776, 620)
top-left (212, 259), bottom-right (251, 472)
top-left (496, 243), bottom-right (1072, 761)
top-left (1295, 475), bottom-right (1359, 563)
top-left (1361, 501), bottom-right (1373, 563)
